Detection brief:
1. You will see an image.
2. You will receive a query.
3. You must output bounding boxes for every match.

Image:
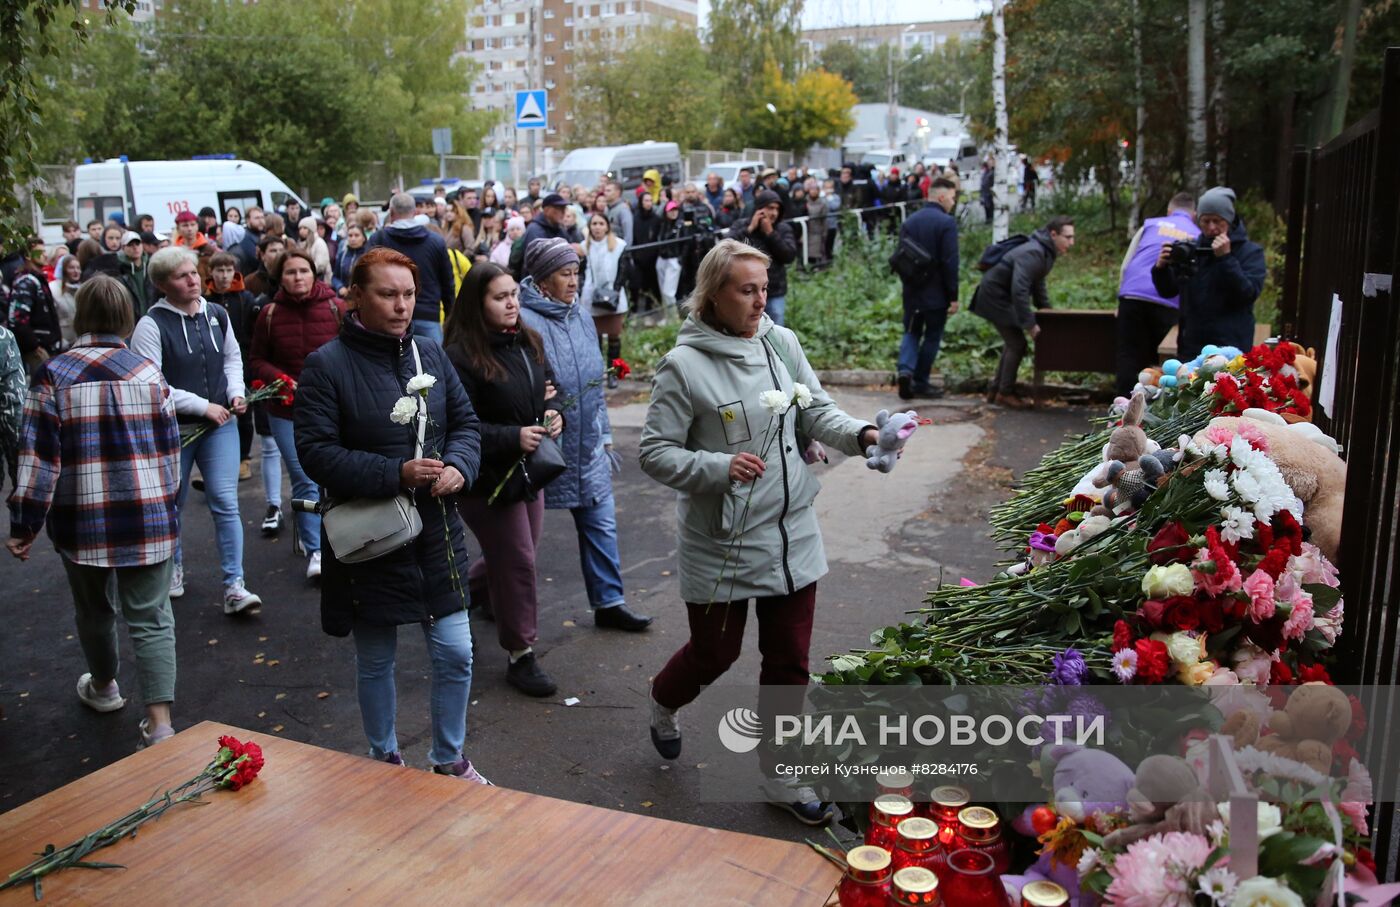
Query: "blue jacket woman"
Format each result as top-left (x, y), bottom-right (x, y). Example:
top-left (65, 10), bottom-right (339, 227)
top-left (516, 237), bottom-right (652, 631)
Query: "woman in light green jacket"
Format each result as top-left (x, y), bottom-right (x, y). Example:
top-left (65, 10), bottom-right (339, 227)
top-left (639, 238), bottom-right (881, 826)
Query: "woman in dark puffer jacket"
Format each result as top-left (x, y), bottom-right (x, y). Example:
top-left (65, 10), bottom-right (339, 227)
top-left (295, 247), bottom-right (488, 783)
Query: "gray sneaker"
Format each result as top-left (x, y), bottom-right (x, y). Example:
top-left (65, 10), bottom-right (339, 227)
top-left (649, 697), bottom-right (681, 760)
top-left (762, 779), bottom-right (836, 826)
top-left (76, 673), bottom-right (125, 713)
top-left (138, 718), bottom-right (175, 749)
top-left (223, 578), bottom-right (262, 616)
top-left (169, 563), bottom-right (184, 599)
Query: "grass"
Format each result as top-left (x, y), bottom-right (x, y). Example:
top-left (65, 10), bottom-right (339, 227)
top-left (621, 187), bottom-right (1286, 391)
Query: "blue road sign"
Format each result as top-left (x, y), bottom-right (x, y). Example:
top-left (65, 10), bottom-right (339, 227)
top-left (515, 90), bottom-right (547, 130)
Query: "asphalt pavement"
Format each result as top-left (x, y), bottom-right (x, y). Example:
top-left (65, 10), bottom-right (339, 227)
top-left (0, 381), bottom-right (1090, 846)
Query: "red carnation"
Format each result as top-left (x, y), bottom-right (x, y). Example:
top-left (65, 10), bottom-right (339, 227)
top-left (1270, 659), bottom-right (1294, 685)
top-left (1164, 596), bottom-right (1201, 632)
top-left (610, 358), bottom-right (631, 380)
top-left (1148, 522), bottom-right (1195, 565)
top-left (1113, 619), bottom-right (1134, 653)
top-left (251, 379), bottom-right (266, 391)
top-left (1298, 663), bottom-right (1333, 684)
top-left (1134, 638), bottom-right (1170, 684)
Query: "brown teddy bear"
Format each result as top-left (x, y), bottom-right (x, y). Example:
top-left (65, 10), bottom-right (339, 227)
top-left (1253, 683), bottom-right (1352, 775)
top-left (1191, 414), bottom-right (1346, 561)
top-left (1101, 755), bottom-right (1216, 849)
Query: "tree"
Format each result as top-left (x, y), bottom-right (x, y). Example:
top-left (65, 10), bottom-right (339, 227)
top-left (706, 0), bottom-right (804, 134)
top-left (991, 0), bottom-right (1011, 242)
top-left (816, 42), bottom-right (885, 103)
top-left (900, 38), bottom-right (982, 115)
top-left (1186, 0), bottom-right (1208, 193)
top-left (728, 63), bottom-right (857, 157)
top-left (570, 27), bottom-right (723, 150)
top-left (2, 1), bottom-right (135, 248)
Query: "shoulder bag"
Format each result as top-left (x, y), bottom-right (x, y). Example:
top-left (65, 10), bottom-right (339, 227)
top-left (519, 348), bottom-right (567, 490)
top-left (321, 340), bottom-right (426, 563)
top-left (587, 248), bottom-right (620, 311)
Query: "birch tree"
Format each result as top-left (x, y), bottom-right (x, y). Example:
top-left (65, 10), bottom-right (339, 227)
top-left (1186, 0), bottom-right (1208, 193)
top-left (991, 0), bottom-right (1012, 242)
top-left (1129, 0), bottom-right (1147, 232)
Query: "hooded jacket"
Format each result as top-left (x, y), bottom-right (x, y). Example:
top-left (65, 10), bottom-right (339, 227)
top-left (971, 229), bottom-right (1058, 331)
top-left (1150, 218), bottom-right (1266, 359)
top-left (5, 267), bottom-right (62, 356)
top-left (637, 169), bottom-right (664, 206)
top-left (639, 314), bottom-right (870, 602)
top-left (130, 298), bottom-right (244, 424)
top-left (205, 272), bottom-right (259, 374)
top-left (517, 276), bottom-right (613, 510)
top-left (727, 210), bottom-right (799, 299)
top-left (295, 315), bottom-right (480, 636)
top-left (248, 281), bottom-right (344, 420)
top-left (333, 241), bottom-right (369, 293)
top-left (366, 220), bottom-right (456, 324)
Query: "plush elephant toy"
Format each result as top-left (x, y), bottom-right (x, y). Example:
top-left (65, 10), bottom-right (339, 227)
top-left (865, 409), bottom-right (919, 473)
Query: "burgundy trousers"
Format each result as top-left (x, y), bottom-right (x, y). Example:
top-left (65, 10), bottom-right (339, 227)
top-left (651, 582), bottom-right (818, 710)
top-left (459, 495), bottom-right (545, 654)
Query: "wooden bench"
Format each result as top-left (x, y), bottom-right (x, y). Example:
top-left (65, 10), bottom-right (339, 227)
top-left (1032, 309), bottom-right (1118, 401)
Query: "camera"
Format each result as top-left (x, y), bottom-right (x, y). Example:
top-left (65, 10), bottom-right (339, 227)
top-left (680, 202), bottom-right (713, 232)
top-left (1168, 236), bottom-right (1214, 277)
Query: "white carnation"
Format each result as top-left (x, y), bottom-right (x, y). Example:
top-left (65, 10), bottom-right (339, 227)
top-left (389, 395), bottom-right (419, 425)
top-left (759, 390), bottom-right (791, 415)
top-left (406, 373), bottom-right (437, 395)
top-left (1204, 469), bottom-right (1231, 501)
top-left (792, 383), bottom-right (814, 409)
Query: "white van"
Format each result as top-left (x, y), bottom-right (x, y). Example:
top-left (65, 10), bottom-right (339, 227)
top-left (550, 142), bottom-right (682, 193)
top-left (704, 160), bottom-right (768, 193)
top-left (921, 134), bottom-right (981, 180)
top-left (70, 157), bottom-right (306, 235)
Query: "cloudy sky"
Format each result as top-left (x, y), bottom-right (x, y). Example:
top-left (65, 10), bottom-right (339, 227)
top-left (696, 0), bottom-right (992, 30)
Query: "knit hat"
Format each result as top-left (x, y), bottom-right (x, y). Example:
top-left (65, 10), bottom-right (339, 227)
top-left (754, 189), bottom-right (782, 210)
top-left (174, 210), bottom-right (198, 224)
top-left (524, 237), bottom-right (578, 284)
top-left (1198, 186), bottom-right (1236, 223)
top-left (342, 193), bottom-right (359, 206)
top-left (506, 215), bottom-right (525, 232)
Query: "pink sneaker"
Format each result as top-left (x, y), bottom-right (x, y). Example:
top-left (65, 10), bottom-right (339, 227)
top-left (433, 758), bottom-right (493, 785)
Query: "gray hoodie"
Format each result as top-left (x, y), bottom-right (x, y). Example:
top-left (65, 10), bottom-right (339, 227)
top-left (639, 313), bottom-right (869, 602)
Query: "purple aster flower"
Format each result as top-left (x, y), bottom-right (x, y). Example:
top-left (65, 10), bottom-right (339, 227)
top-left (1048, 647), bottom-right (1087, 685)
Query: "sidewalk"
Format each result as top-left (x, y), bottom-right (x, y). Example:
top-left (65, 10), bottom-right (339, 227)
top-left (0, 382), bottom-right (1090, 844)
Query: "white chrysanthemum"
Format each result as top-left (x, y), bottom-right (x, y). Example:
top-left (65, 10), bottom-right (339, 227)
top-left (406, 373), bottom-right (437, 395)
top-left (389, 396), bottom-right (419, 425)
top-left (1231, 470), bottom-right (1263, 504)
top-left (1199, 867), bottom-right (1239, 905)
top-left (1077, 847), bottom-right (1101, 875)
top-left (759, 390), bottom-right (790, 415)
top-left (1230, 876), bottom-right (1304, 907)
top-left (792, 383), bottom-right (814, 409)
top-left (1220, 506), bottom-right (1255, 544)
top-left (1211, 444), bottom-right (1230, 463)
top-left (1204, 469), bottom-right (1231, 501)
top-left (1230, 435), bottom-right (1268, 471)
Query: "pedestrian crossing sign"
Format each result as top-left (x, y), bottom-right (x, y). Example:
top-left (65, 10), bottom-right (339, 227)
top-left (515, 90), bottom-right (547, 129)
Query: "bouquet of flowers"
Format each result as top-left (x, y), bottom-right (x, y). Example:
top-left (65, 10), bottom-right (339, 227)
top-left (180, 377), bottom-right (291, 447)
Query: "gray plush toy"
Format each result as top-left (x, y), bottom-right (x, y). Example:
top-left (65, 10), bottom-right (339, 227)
top-left (865, 409), bottom-right (919, 473)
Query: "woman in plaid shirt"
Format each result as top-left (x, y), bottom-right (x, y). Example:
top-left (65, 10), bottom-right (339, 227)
top-left (6, 276), bottom-right (183, 749)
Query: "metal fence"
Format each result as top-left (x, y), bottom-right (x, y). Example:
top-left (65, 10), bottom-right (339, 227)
top-left (1279, 46), bottom-right (1400, 878)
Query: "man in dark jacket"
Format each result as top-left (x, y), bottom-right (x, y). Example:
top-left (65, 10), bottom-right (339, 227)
top-left (366, 192), bottom-right (456, 342)
top-left (979, 159), bottom-right (995, 223)
top-left (509, 194), bottom-right (582, 279)
top-left (1150, 186), bottom-right (1265, 360)
top-left (728, 189), bottom-right (798, 325)
top-left (896, 178), bottom-right (960, 400)
top-left (971, 215), bottom-right (1076, 408)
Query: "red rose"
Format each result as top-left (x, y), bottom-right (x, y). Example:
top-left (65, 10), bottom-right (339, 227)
top-left (1298, 663), bottom-right (1333, 684)
top-left (610, 358), bottom-right (631, 380)
top-left (1163, 596), bottom-right (1201, 632)
top-left (1270, 659), bottom-right (1294, 685)
top-left (1148, 522), bottom-right (1195, 565)
top-left (1134, 638), bottom-right (1170, 684)
top-left (1138, 599), bottom-right (1168, 628)
top-left (1113, 619), bottom-right (1134, 653)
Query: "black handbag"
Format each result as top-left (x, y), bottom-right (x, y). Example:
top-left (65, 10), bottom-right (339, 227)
top-left (889, 234), bottom-right (934, 281)
top-left (519, 349), bottom-right (567, 490)
top-left (586, 249), bottom-right (621, 311)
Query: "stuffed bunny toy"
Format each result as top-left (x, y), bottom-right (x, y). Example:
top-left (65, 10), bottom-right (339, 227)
top-left (865, 410), bottom-right (918, 473)
top-left (1092, 391), bottom-right (1163, 515)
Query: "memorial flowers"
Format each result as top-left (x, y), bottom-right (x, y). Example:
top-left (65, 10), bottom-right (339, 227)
top-left (1, 735), bottom-right (265, 900)
top-left (181, 378), bottom-right (289, 447)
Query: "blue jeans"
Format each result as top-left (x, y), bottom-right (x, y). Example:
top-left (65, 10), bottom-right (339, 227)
top-left (260, 433), bottom-right (282, 508)
top-left (268, 415), bottom-right (319, 554)
top-left (897, 307), bottom-right (949, 390)
top-left (352, 610), bottom-right (474, 766)
top-left (412, 319), bottom-right (443, 342)
top-left (764, 295), bottom-right (787, 326)
top-left (571, 494), bottom-right (626, 609)
top-left (175, 418), bottom-right (244, 586)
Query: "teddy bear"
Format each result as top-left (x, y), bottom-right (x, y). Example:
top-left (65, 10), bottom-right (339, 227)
top-left (1100, 754), bottom-right (1217, 849)
top-left (1253, 682), bottom-right (1352, 775)
top-left (1091, 392), bottom-right (1165, 515)
top-left (1191, 414), bottom-right (1347, 560)
top-left (864, 409), bottom-right (918, 473)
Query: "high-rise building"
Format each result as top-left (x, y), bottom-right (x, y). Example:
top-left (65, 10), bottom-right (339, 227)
top-left (467, 0), bottom-right (698, 156)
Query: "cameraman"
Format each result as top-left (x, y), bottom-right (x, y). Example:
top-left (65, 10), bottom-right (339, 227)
top-left (728, 189), bottom-right (797, 325)
top-left (1150, 187), bottom-right (1265, 360)
top-left (1113, 191), bottom-right (1198, 394)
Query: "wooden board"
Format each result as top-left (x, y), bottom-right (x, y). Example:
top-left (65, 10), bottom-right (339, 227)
top-left (0, 722), bottom-right (838, 905)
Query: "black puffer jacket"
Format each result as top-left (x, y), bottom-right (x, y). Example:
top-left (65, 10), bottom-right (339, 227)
top-left (971, 229), bottom-right (1058, 331)
top-left (1150, 218), bottom-right (1266, 360)
top-left (295, 316), bottom-right (482, 637)
top-left (445, 330), bottom-right (555, 504)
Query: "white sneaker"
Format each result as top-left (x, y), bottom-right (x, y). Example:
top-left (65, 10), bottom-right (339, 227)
top-left (306, 551), bottom-right (322, 581)
top-left (169, 563), bottom-right (184, 599)
top-left (223, 578), bottom-right (263, 616)
top-left (650, 697), bottom-right (681, 760)
top-left (76, 673), bottom-right (126, 712)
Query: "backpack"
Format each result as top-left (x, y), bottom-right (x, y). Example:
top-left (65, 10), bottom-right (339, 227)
top-left (976, 234), bottom-right (1030, 272)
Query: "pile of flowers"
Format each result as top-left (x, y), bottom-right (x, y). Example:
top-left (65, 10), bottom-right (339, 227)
top-left (1, 735), bottom-right (265, 900)
top-left (1207, 344), bottom-right (1312, 419)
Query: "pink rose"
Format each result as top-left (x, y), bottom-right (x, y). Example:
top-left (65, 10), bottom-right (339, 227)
top-left (1288, 543), bottom-right (1340, 588)
top-left (1243, 569), bottom-right (1276, 622)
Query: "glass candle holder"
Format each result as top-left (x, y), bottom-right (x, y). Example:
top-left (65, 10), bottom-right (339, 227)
top-left (955, 806), bottom-right (1010, 874)
top-left (928, 785), bottom-right (971, 841)
top-left (1020, 881), bottom-right (1069, 907)
top-left (890, 866), bottom-right (940, 906)
top-left (940, 848), bottom-right (1011, 907)
top-left (891, 817), bottom-right (943, 875)
top-left (866, 793), bottom-right (915, 853)
top-left (871, 767), bottom-right (916, 824)
top-left (840, 845), bottom-right (894, 907)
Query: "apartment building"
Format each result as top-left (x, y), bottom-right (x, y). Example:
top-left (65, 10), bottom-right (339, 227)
top-left (467, 0), bottom-right (698, 151)
top-left (801, 18), bottom-right (982, 57)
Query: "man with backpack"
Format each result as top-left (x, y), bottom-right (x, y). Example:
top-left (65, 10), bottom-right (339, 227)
top-left (970, 215), bottom-right (1076, 408)
top-left (892, 178), bottom-right (960, 400)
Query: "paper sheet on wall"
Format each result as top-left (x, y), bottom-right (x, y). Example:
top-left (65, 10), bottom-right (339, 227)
top-left (1317, 293), bottom-right (1343, 417)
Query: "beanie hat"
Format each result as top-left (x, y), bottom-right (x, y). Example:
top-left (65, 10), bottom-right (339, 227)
top-left (342, 193), bottom-right (359, 206)
top-left (524, 237), bottom-right (578, 285)
top-left (506, 215), bottom-right (525, 232)
top-left (174, 210), bottom-right (198, 224)
top-left (754, 189), bottom-right (782, 210)
top-left (1198, 186), bottom-right (1236, 224)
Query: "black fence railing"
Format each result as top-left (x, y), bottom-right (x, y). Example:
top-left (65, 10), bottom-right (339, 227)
top-left (1281, 46), bottom-right (1400, 879)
